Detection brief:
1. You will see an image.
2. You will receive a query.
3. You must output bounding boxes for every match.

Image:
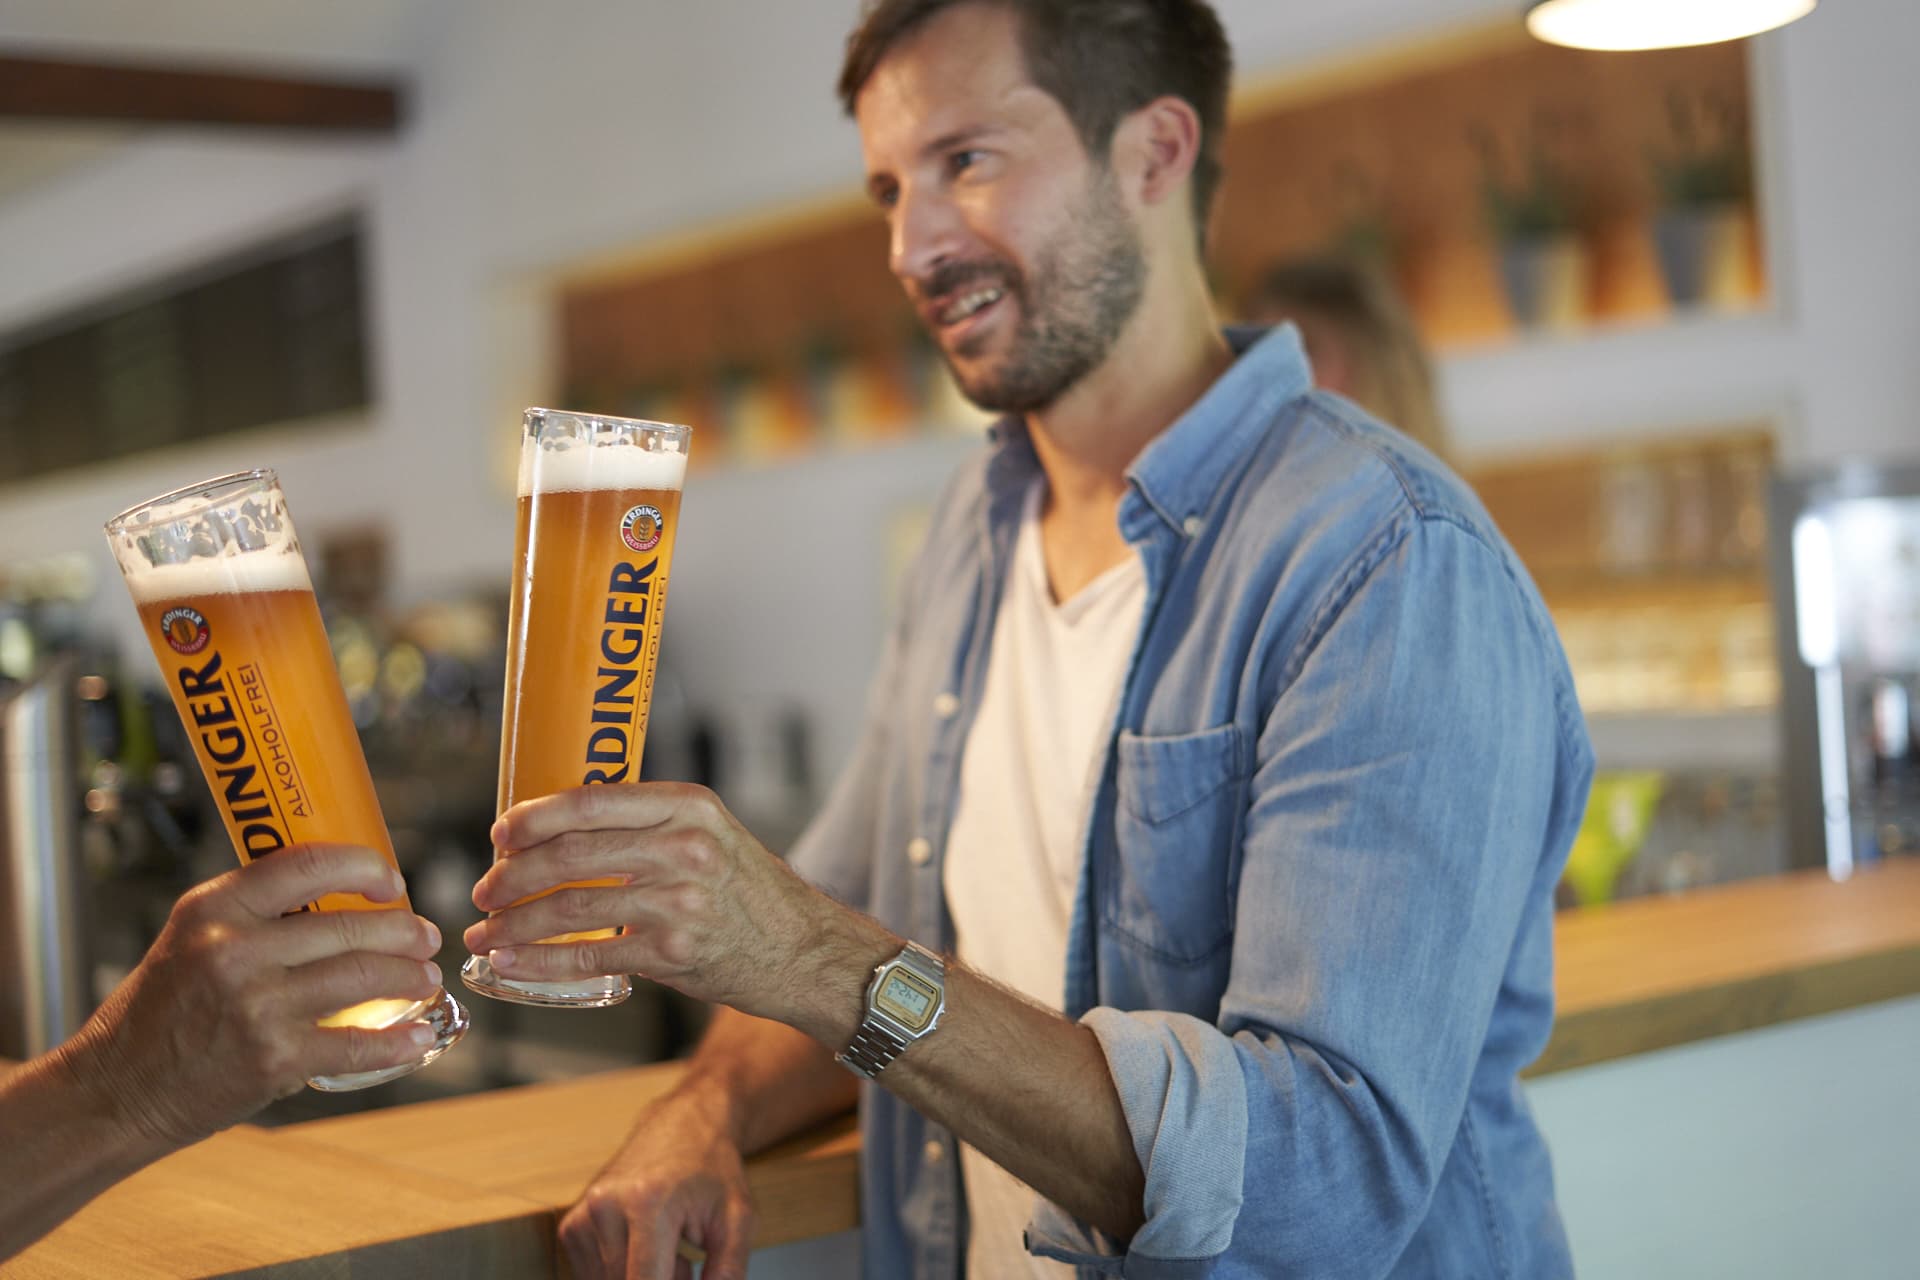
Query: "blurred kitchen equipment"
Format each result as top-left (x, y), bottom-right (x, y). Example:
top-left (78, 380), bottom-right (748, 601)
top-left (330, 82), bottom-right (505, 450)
top-left (1771, 461), bottom-right (1920, 877)
top-left (0, 658), bottom-right (91, 1060)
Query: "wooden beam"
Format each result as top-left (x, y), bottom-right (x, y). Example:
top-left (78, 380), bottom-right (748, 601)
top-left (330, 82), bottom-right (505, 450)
top-left (0, 54), bottom-right (402, 132)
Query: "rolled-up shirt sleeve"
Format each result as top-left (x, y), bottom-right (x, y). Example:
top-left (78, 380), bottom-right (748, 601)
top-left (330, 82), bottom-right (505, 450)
top-left (1027, 515), bottom-right (1583, 1277)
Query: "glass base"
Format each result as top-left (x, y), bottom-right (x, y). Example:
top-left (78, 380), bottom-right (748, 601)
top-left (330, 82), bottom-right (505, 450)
top-left (460, 952), bottom-right (631, 1008)
top-left (307, 986), bottom-right (470, 1092)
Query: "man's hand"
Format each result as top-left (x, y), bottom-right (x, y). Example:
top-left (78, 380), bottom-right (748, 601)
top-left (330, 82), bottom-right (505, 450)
top-left (559, 1075), bottom-right (755, 1280)
top-left (463, 783), bottom-right (887, 1035)
top-left (64, 844), bottom-right (444, 1147)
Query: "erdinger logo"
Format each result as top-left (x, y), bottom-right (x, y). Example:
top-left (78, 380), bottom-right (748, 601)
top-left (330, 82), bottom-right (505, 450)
top-left (161, 606), bottom-right (210, 655)
top-left (620, 504), bottom-right (663, 554)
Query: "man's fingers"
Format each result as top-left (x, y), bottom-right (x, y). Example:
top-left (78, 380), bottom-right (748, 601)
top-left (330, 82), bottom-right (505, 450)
top-left (302, 1021), bottom-right (437, 1082)
top-left (704, 1197), bottom-right (754, 1280)
top-left (282, 951), bottom-right (443, 1021)
top-left (222, 844), bottom-right (406, 921)
top-left (646, 1204), bottom-right (691, 1280)
top-left (475, 936), bottom-right (636, 985)
top-left (471, 837), bottom-right (646, 913)
top-left (556, 1202), bottom-right (608, 1280)
top-left (493, 781), bottom-right (712, 853)
top-left (585, 1191), bottom-right (633, 1280)
top-left (465, 887), bottom-right (645, 955)
top-left (263, 905), bottom-right (440, 968)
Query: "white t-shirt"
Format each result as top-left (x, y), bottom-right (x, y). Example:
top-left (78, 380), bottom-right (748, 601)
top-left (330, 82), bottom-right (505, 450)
top-left (942, 480), bottom-right (1147, 1280)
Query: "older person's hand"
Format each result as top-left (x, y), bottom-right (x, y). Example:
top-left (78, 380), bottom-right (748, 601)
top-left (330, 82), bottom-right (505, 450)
top-left (71, 843), bottom-right (445, 1146)
top-left (1, 844), bottom-right (449, 1263)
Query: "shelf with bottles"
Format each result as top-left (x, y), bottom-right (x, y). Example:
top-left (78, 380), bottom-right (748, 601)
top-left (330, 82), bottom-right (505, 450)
top-left (1560, 764), bottom-right (1785, 908)
top-left (1465, 427), bottom-right (1779, 720)
top-left (577, 340), bottom-right (999, 472)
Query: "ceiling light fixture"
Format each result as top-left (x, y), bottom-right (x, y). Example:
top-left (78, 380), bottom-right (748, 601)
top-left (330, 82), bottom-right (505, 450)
top-left (1525, 0), bottom-right (1817, 52)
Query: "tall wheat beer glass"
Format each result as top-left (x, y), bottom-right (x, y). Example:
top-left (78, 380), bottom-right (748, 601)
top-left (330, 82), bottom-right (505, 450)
top-left (460, 409), bottom-right (691, 1008)
top-left (105, 470), bottom-right (468, 1091)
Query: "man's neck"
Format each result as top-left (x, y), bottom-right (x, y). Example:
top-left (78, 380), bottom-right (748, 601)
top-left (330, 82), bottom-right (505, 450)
top-left (1023, 269), bottom-right (1231, 602)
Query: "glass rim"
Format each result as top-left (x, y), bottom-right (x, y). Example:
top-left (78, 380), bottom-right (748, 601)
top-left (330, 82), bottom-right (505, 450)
top-left (524, 407), bottom-right (693, 442)
top-left (104, 468), bottom-right (280, 535)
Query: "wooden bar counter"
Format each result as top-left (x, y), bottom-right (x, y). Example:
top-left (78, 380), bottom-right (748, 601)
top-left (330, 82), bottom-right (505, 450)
top-left (10, 858), bottom-right (1920, 1278)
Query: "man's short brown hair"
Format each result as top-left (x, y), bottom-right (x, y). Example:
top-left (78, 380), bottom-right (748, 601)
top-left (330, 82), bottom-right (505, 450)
top-left (838, 0), bottom-right (1233, 253)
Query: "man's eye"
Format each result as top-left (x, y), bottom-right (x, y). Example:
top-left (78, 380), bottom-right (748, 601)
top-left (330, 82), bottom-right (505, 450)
top-left (948, 149), bottom-right (983, 176)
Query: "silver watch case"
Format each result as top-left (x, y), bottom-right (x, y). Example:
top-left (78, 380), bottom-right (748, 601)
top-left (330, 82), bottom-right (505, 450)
top-left (836, 941), bottom-right (946, 1079)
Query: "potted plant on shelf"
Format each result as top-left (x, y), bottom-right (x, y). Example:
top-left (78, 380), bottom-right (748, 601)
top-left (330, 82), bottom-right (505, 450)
top-left (1649, 89), bottom-right (1757, 312)
top-left (1474, 119), bottom-right (1591, 335)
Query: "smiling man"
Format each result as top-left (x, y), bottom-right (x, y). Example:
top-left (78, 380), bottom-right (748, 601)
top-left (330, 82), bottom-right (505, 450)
top-left (462, 2), bottom-right (1593, 1277)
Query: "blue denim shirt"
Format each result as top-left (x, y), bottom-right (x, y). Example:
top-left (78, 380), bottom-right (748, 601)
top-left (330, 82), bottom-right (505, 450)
top-left (788, 325), bottom-right (1591, 1279)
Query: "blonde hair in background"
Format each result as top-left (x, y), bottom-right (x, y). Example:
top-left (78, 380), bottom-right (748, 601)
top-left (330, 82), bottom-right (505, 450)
top-left (1244, 255), bottom-right (1450, 461)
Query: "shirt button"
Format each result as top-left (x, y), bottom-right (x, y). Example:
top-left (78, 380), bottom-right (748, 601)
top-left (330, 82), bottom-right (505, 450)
top-left (932, 692), bottom-right (960, 718)
top-left (1183, 515), bottom-right (1204, 537)
top-left (907, 837), bottom-right (933, 866)
top-left (924, 1139), bottom-right (945, 1165)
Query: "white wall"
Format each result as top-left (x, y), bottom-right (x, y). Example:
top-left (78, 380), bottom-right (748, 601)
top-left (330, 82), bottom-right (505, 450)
top-left (2, 0), bottom-right (1916, 776)
top-left (1530, 995), bottom-right (1920, 1278)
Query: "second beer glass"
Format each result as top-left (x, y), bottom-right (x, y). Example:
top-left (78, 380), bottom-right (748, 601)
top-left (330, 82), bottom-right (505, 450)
top-left (461, 409), bottom-right (690, 1008)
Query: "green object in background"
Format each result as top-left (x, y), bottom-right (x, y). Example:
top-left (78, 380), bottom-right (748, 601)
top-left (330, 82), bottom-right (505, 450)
top-left (1564, 771), bottom-right (1666, 907)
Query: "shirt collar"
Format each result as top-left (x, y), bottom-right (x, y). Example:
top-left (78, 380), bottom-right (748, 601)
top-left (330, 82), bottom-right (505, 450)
top-left (983, 324), bottom-right (1312, 540)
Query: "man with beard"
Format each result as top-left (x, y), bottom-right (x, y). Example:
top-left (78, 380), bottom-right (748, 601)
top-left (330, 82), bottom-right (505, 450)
top-left (460, 2), bottom-right (1591, 1277)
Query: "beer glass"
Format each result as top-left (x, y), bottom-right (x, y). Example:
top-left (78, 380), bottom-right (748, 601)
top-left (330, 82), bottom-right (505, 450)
top-left (105, 470), bottom-right (468, 1091)
top-left (460, 409), bottom-right (691, 1008)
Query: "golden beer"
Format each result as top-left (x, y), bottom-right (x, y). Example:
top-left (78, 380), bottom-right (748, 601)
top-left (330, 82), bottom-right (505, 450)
top-left (107, 470), bottom-right (467, 1090)
top-left (461, 409), bottom-right (691, 1008)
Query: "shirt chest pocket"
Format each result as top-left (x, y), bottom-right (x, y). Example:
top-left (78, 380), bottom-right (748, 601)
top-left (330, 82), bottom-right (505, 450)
top-left (1103, 723), bottom-right (1249, 965)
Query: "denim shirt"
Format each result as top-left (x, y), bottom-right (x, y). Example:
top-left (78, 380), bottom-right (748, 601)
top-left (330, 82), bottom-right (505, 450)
top-left (787, 325), bottom-right (1592, 1279)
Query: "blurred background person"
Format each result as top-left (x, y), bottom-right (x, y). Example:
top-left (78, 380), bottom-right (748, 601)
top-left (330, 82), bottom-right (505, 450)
top-left (1243, 254), bottom-right (1451, 461)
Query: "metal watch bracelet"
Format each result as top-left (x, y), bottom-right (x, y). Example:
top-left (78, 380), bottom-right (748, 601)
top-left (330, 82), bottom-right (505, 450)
top-left (838, 1021), bottom-right (913, 1078)
top-left (836, 942), bottom-right (946, 1080)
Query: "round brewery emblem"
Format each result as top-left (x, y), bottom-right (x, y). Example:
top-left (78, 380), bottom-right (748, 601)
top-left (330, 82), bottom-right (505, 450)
top-left (161, 606), bottom-right (210, 655)
top-left (620, 504), bottom-right (664, 554)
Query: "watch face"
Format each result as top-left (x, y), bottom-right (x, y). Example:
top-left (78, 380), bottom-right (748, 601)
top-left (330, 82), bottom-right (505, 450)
top-left (876, 969), bottom-right (938, 1032)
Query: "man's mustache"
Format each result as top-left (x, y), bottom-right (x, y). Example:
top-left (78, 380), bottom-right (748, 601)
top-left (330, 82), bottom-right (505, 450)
top-left (915, 260), bottom-right (1020, 305)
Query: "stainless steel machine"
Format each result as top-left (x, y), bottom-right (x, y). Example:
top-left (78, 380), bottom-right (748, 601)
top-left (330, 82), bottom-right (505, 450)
top-left (1770, 461), bottom-right (1920, 877)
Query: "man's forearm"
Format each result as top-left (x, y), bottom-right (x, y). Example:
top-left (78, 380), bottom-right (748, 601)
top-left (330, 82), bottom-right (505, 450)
top-left (890, 965), bottom-right (1145, 1241)
top-left (0, 1041), bottom-right (173, 1262)
top-left (683, 1005), bottom-right (858, 1156)
top-left (784, 912), bottom-right (1146, 1243)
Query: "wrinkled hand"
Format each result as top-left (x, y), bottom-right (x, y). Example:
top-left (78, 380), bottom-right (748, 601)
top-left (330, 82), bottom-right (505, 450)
top-left (559, 1077), bottom-right (755, 1280)
top-left (68, 845), bottom-right (443, 1147)
top-left (464, 783), bottom-right (850, 1024)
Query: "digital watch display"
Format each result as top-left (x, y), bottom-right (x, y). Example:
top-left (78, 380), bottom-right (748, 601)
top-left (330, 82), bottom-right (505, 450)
top-left (837, 942), bottom-right (947, 1078)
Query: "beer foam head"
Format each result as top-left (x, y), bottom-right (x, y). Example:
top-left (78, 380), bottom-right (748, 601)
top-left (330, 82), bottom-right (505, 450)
top-left (519, 440), bottom-right (689, 498)
top-left (125, 549), bottom-right (314, 604)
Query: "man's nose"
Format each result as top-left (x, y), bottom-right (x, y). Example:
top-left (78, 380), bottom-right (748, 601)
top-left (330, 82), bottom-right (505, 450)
top-left (890, 185), bottom-right (967, 288)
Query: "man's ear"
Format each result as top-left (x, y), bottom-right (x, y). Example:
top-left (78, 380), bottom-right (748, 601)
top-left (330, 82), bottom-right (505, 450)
top-left (1113, 95), bottom-right (1201, 210)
